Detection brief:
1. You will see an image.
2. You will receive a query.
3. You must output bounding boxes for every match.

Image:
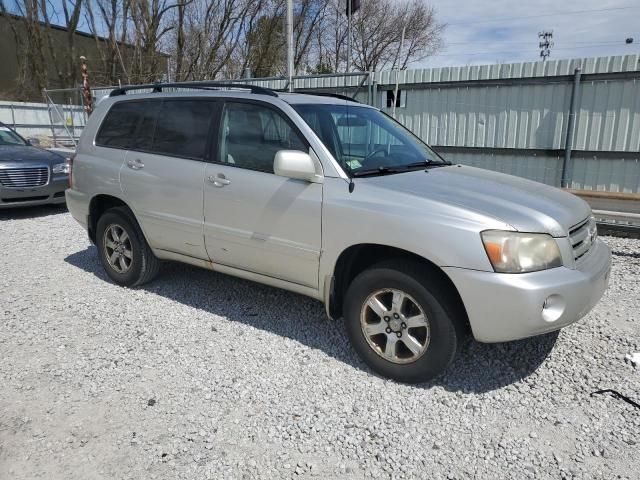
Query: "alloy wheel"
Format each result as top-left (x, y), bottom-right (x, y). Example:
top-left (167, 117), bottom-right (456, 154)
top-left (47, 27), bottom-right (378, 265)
top-left (360, 288), bottom-right (430, 364)
top-left (103, 224), bottom-right (133, 274)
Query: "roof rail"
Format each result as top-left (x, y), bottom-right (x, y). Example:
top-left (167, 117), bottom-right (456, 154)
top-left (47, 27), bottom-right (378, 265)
top-left (287, 91), bottom-right (360, 103)
top-left (109, 81), bottom-right (278, 97)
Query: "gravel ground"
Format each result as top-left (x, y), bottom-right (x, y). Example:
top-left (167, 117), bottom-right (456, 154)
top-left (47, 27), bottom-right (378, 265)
top-left (1, 206), bottom-right (639, 480)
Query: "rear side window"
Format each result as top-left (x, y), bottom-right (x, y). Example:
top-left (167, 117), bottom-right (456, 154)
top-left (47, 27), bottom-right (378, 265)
top-left (96, 99), bottom-right (215, 160)
top-left (132, 101), bottom-right (161, 151)
top-left (95, 101), bottom-right (143, 148)
top-left (153, 100), bottom-right (216, 160)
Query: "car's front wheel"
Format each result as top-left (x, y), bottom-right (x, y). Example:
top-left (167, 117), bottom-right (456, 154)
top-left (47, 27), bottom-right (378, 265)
top-left (343, 260), bottom-right (464, 383)
top-left (95, 207), bottom-right (160, 287)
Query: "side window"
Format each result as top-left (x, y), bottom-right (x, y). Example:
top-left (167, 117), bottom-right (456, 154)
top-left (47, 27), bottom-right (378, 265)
top-left (96, 101), bottom-right (143, 148)
top-left (132, 101), bottom-right (161, 151)
top-left (219, 102), bottom-right (307, 173)
top-left (152, 100), bottom-right (216, 160)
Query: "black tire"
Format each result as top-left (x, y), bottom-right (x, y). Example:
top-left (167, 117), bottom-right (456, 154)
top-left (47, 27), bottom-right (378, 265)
top-left (95, 206), bottom-right (160, 287)
top-left (343, 259), bottom-right (465, 383)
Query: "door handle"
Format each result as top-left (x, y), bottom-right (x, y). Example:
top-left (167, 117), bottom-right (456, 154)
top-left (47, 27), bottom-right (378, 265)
top-left (208, 174), bottom-right (230, 187)
top-left (127, 158), bottom-right (144, 170)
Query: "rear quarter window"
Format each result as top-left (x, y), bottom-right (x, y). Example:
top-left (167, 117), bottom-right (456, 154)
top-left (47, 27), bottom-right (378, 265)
top-left (95, 101), bottom-right (145, 149)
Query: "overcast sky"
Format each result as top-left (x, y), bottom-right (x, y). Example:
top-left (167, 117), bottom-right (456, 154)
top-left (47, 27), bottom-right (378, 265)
top-left (423, 0), bottom-right (640, 68)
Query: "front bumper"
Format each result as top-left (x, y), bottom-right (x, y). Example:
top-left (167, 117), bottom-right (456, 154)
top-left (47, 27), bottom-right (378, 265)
top-left (0, 174), bottom-right (68, 209)
top-left (444, 239), bottom-right (611, 343)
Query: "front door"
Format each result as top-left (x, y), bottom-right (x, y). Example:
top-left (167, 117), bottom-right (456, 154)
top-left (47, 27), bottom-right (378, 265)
top-left (203, 100), bottom-right (322, 288)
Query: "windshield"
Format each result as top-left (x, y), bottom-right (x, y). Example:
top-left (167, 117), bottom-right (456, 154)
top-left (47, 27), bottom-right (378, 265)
top-left (0, 125), bottom-right (28, 146)
top-left (292, 103), bottom-right (446, 176)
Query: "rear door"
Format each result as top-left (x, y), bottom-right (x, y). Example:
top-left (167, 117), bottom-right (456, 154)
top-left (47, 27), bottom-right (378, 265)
top-left (117, 98), bottom-right (216, 260)
top-left (203, 100), bottom-right (322, 288)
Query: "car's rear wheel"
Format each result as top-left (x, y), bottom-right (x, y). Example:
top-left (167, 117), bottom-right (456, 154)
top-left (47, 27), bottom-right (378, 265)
top-left (343, 259), bottom-right (464, 383)
top-left (96, 207), bottom-right (160, 287)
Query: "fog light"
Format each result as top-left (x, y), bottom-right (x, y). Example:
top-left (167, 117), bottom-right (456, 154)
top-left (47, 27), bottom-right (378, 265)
top-left (542, 294), bottom-right (565, 323)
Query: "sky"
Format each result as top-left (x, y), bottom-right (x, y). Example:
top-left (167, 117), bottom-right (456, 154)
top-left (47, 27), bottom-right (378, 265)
top-left (6, 0), bottom-right (640, 71)
top-left (423, 0), bottom-right (640, 68)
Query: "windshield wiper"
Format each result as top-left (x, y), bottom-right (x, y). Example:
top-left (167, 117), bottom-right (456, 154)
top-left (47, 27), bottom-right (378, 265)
top-left (351, 160), bottom-right (451, 177)
top-left (350, 166), bottom-right (408, 177)
top-left (403, 159), bottom-right (451, 169)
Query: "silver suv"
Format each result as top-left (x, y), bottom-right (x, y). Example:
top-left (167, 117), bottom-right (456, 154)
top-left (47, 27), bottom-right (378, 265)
top-left (66, 83), bottom-right (611, 383)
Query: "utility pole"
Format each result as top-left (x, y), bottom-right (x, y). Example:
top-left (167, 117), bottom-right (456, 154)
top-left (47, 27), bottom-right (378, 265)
top-left (345, 0), bottom-right (361, 73)
top-left (347, 0), bottom-right (351, 73)
top-left (392, 25), bottom-right (406, 119)
top-left (539, 30), bottom-right (553, 61)
top-left (286, 0), bottom-right (294, 92)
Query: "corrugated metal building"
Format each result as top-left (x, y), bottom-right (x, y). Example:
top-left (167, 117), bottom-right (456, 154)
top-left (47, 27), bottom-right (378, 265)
top-left (6, 54), bottom-right (640, 194)
top-left (236, 55), bottom-right (640, 194)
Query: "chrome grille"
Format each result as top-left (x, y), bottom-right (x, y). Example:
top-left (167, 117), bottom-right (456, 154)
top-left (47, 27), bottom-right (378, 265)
top-left (0, 167), bottom-right (49, 188)
top-left (569, 217), bottom-right (597, 261)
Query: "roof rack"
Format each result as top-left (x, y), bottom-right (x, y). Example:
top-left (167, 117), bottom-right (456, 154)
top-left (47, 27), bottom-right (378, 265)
top-left (286, 91), bottom-right (360, 103)
top-left (109, 81), bottom-right (278, 97)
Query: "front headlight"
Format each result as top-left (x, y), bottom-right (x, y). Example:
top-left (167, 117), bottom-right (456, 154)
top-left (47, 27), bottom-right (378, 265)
top-left (52, 162), bottom-right (70, 174)
top-left (481, 230), bottom-right (562, 273)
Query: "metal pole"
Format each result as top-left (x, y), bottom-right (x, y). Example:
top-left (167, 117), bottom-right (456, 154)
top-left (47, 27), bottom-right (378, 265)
top-left (392, 26), bottom-right (406, 119)
top-left (372, 77), bottom-right (378, 109)
top-left (347, 0), bottom-right (351, 73)
top-left (68, 98), bottom-right (75, 141)
top-left (286, 0), bottom-right (294, 92)
top-left (561, 67), bottom-right (582, 188)
top-left (43, 90), bottom-right (57, 148)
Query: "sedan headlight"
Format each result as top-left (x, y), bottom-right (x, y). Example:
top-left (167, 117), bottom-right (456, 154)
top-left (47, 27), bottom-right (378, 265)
top-left (481, 230), bottom-right (562, 273)
top-left (52, 162), bottom-right (70, 174)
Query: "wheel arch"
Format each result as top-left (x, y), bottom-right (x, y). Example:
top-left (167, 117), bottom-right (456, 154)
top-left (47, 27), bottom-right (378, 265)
top-left (88, 194), bottom-right (134, 244)
top-left (327, 243), bottom-right (470, 331)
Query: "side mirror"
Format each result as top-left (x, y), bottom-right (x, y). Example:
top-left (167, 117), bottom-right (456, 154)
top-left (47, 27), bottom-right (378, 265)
top-left (28, 137), bottom-right (41, 146)
top-left (274, 150), bottom-right (323, 183)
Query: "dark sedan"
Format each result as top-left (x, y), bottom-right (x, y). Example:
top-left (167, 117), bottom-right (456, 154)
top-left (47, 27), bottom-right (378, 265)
top-left (0, 122), bottom-right (69, 209)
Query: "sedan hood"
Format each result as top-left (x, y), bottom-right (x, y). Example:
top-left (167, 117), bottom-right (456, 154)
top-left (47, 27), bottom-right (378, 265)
top-left (0, 145), bottom-right (65, 166)
top-left (364, 165), bottom-right (590, 237)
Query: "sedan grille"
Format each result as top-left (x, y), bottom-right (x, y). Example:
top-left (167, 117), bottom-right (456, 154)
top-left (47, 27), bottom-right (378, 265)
top-left (569, 217), bottom-right (597, 261)
top-left (0, 167), bottom-right (49, 188)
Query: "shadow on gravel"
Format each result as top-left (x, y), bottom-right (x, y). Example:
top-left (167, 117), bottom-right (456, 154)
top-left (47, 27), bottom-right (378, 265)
top-left (65, 246), bottom-right (558, 394)
top-left (428, 331), bottom-right (559, 393)
top-left (0, 204), bottom-right (67, 221)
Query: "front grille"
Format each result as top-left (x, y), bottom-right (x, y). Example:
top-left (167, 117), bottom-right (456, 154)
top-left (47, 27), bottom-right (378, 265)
top-left (0, 167), bottom-right (49, 188)
top-left (569, 217), bottom-right (597, 261)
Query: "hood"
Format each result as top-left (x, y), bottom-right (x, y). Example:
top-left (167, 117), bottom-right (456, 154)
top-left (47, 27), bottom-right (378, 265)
top-left (0, 145), bottom-right (65, 167)
top-left (363, 165), bottom-right (590, 237)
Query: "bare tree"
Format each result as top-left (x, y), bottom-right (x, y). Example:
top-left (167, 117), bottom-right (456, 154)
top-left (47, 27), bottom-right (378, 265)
top-left (128, 0), bottom-right (182, 82)
top-left (2, 0), bottom-right (444, 100)
top-left (36, 0), bottom-right (85, 88)
top-left (85, 0), bottom-right (132, 85)
top-left (313, 0), bottom-right (348, 73)
top-left (2, 0), bottom-right (50, 96)
top-left (350, 0), bottom-right (443, 72)
top-left (292, 0), bottom-right (327, 72)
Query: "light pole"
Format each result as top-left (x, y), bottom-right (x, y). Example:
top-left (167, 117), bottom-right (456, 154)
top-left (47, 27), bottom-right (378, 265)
top-left (347, 0), bottom-right (351, 73)
top-left (286, 0), bottom-right (294, 92)
top-left (345, 1), bottom-right (361, 73)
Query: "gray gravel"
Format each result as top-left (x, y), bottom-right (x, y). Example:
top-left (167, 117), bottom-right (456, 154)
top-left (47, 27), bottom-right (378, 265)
top-left (1, 206), bottom-right (639, 480)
